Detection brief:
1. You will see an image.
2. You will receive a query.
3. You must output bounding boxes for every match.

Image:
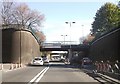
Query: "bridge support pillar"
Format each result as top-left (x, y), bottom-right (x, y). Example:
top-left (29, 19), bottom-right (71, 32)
top-left (68, 49), bottom-right (72, 64)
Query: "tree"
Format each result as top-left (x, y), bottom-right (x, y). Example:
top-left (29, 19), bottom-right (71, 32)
top-left (80, 34), bottom-right (95, 45)
top-left (13, 3), bottom-right (45, 29)
top-left (1, 0), bottom-right (45, 30)
top-left (92, 2), bottom-right (120, 36)
top-left (1, 0), bottom-right (15, 25)
top-left (35, 31), bottom-right (46, 42)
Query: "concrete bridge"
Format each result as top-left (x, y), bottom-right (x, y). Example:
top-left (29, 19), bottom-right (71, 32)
top-left (40, 43), bottom-right (90, 63)
top-left (40, 43), bottom-right (90, 51)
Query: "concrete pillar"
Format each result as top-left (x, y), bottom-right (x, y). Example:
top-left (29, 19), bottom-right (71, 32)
top-left (68, 49), bottom-right (72, 64)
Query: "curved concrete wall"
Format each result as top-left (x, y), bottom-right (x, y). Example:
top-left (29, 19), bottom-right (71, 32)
top-left (2, 28), bottom-right (40, 64)
top-left (89, 28), bottom-right (120, 62)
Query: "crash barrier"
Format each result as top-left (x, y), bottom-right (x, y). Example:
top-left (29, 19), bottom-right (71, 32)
top-left (94, 60), bottom-right (120, 74)
top-left (0, 63), bottom-right (23, 70)
top-left (0, 64), bottom-right (3, 70)
top-left (9, 63), bottom-right (23, 70)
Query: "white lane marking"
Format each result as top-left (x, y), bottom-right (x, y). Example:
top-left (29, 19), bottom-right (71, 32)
top-left (28, 67), bottom-right (48, 84)
top-left (35, 66), bottom-right (49, 82)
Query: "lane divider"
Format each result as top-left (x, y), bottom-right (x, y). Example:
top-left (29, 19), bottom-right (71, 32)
top-left (29, 67), bottom-right (47, 83)
top-left (35, 67), bottom-right (49, 82)
top-left (28, 66), bottom-right (49, 84)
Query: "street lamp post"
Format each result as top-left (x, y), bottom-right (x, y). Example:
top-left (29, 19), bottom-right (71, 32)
top-left (65, 22), bottom-right (75, 45)
top-left (65, 21), bottom-right (75, 64)
top-left (61, 35), bottom-right (67, 44)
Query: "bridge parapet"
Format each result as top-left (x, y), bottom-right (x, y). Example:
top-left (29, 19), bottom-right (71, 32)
top-left (42, 43), bottom-right (61, 48)
top-left (40, 42), bottom-right (90, 51)
top-left (42, 41), bottom-right (79, 45)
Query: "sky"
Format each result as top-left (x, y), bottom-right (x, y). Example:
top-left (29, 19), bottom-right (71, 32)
top-left (23, 0), bottom-right (118, 44)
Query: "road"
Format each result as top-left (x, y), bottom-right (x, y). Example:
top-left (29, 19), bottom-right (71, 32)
top-left (2, 62), bottom-right (99, 84)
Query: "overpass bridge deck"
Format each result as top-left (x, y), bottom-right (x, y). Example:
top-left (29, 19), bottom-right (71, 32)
top-left (40, 43), bottom-right (90, 51)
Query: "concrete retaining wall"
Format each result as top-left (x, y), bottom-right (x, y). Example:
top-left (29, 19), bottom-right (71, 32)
top-left (2, 28), bottom-right (40, 64)
top-left (89, 28), bottom-right (120, 62)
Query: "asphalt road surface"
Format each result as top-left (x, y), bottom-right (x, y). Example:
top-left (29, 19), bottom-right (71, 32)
top-left (2, 62), bottom-right (99, 84)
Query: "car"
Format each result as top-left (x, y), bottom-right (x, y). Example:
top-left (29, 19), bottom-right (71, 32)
top-left (31, 57), bottom-right (44, 65)
top-left (41, 56), bottom-right (50, 63)
top-left (43, 57), bottom-right (49, 63)
top-left (81, 57), bottom-right (92, 69)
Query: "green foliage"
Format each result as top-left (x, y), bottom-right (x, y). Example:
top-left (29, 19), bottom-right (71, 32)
top-left (92, 2), bottom-right (120, 36)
